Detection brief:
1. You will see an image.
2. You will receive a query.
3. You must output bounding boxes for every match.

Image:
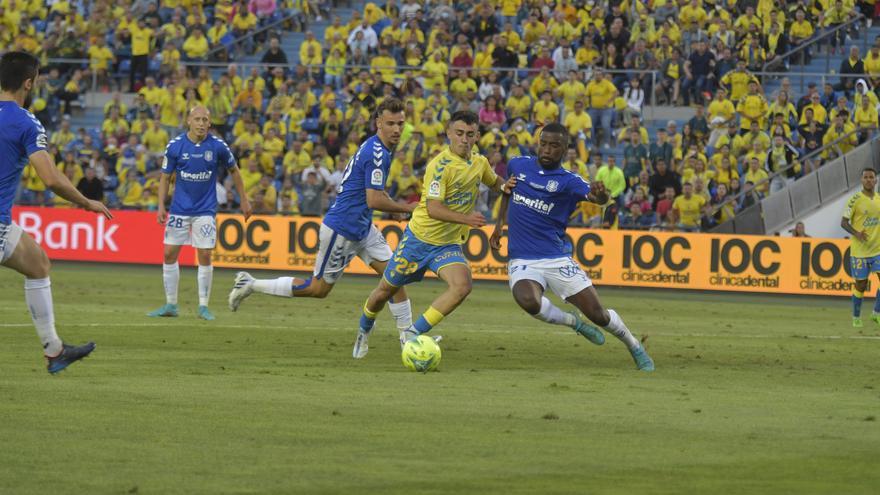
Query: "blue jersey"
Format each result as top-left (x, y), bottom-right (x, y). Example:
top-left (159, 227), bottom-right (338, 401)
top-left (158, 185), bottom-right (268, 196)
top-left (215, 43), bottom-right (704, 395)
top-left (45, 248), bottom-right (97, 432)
top-left (323, 134), bottom-right (392, 241)
top-left (0, 101), bottom-right (47, 223)
top-left (161, 133), bottom-right (236, 217)
top-left (506, 156), bottom-right (591, 260)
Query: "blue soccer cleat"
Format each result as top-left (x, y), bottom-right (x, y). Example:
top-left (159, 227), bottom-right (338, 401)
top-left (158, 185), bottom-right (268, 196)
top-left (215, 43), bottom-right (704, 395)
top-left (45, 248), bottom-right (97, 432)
top-left (569, 311), bottom-right (605, 345)
top-left (629, 344), bottom-right (655, 372)
top-left (197, 306), bottom-right (215, 321)
top-left (47, 341), bottom-right (96, 374)
top-left (147, 304), bottom-right (178, 317)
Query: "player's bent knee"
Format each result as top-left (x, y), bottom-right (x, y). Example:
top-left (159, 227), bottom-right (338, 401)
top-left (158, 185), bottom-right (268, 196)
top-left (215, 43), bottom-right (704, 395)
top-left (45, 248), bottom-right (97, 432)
top-left (311, 280), bottom-right (334, 298)
top-left (451, 281), bottom-right (472, 301)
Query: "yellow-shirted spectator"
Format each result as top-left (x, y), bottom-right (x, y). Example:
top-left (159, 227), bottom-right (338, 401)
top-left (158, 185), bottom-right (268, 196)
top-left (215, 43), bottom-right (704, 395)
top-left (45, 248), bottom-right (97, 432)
top-left (143, 120), bottom-right (169, 155)
top-left (138, 78), bottom-right (163, 107)
top-left (263, 128), bottom-right (285, 160)
top-left (533, 91), bottom-right (560, 124)
top-left (159, 44), bottom-right (181, 75)
top-left (87, 37), bottom-right (114, 73)
top-left (799, 93), bottom-right (828, 125)
top-left (575, 39), bottom-right (600, 66)
top-left (585, 72), bottom-right (618, 109)
top-left (562, 100), bottom-right (592, 138)
top-left (708, 89), bottom-right (736, 127)
top-left (736, 81), bottom-right (768, 130)
top-left (101, 108), bottom-right (130, 139)
top-left (130, 19), bottom-right (153, 57)
top-left (854, 97), bottom-right (879, 136)
top-left (234, 122), bottom-right (264, 154)
top-left (522, 14), bottom-right (547, 44)
top-left (324, 16), bottom-right (349, 45)
top-left (823, 113), bottom-right (858, 157)
top-left (417, 110), bottom-right (445, 147)
top-left (673, 182), bottom-right (706, 229)
top-left (450, 70), bottom-right (478, 100)
top-left (232, 8), bottom-right (258, 32)
top-left (530, 67), bottom-right (559, 99)
top-left (283, 140), bottom-right (311, 176)
top-left (182, 27), bottom-right (209, 60)
top-left (250, 144), bottom-right (276, 175)
top-left (557, 71), bottom-right (586, 113)
top-left (505, 85), bottom-right (533, 121)
top-left (233, 80), bottom-right (262, 112)
top-left (50, 120), bottom-right (76, 149)
top-left (117, 171), bottom-right (143, 207)
top-left (744, 157), bottom-right (770, 194)
top-left (207, 18), bottom-right (228, 46)
top-left (422, 51), bottom-right (449, 92)
top-left (320, 99), bottom-right (344, 124)
top-left (679, 0), bottom-right (708, 31)
top-left (498, 23), bottom-right (523, 51)
top-left (240, 159), bottom-right (263, 192)
top-left (370, 47), bottom-right (397, 84)
top-left (734, 6), bottom-right (762, 34)
top-left (713, 156), bottom-right (740, 187)
top-left (720, 60), bottom-right (758, 102)
top-left (262, 111), bottom-right (287, 138)
top-left (547, 13), bottom-right (578, 42)
top-left (158, 84), bottom-right (187, 130)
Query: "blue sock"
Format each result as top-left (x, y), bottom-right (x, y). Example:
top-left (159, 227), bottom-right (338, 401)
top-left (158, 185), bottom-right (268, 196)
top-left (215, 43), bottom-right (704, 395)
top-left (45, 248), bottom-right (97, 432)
top-left (360, 302), bottom-right (378, 332)
top-left (412, 316), bottom-right (433, 334)
top-left (873, 290), bottom-right (880, 314)
top-left (853, 289), bottom-right (864, 317)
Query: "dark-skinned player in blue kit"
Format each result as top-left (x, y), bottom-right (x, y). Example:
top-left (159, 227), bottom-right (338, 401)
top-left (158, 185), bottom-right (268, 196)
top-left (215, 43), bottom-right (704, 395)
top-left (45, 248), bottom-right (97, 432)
top-left (491, 123), bottom-right (654, 371)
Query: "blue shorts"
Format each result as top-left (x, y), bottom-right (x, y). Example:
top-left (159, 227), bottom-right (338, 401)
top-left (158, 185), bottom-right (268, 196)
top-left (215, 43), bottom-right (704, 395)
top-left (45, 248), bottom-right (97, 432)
top-left (851, 255), bottom-right (880, 280)
top-left (383, 227), bottom-right (468, 287)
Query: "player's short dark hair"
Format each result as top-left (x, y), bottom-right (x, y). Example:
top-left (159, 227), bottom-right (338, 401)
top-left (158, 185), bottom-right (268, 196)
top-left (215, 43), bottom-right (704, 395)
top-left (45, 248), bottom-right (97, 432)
top-left (862, 167), bottom-right (876, 176)
top-left (0, 51), bottom-right (39, 92)
top-left (540, 123), bottom-right (569, 145)
top-left (448, 110), bottom-right (479, 126)
top-left (374, 97), bottom-right (404, 117)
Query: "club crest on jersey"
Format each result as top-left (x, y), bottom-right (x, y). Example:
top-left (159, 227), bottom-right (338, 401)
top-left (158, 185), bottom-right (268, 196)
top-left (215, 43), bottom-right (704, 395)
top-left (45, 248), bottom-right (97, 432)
top-left (371, 169), bottom-right (384, 186)
top-left (204, 150), bottom-right (213, 162)
top-left (546, 180), bottom-right (559, 192)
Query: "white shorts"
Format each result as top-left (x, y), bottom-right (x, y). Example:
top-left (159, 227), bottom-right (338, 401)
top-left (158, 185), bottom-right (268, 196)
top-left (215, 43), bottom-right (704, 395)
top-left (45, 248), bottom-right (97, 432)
top-left (164, 215), bottom-right (217, 249)
top-left (0, 222), bottom-right (23, 264)
top-left (508, 256), bottom-right (593, 300)
top-left (314, 223), bottom-right (392, 284)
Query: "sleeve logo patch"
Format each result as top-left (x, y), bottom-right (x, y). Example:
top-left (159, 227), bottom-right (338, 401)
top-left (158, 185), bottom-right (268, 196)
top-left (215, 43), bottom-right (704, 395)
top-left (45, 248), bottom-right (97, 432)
top-left (36, 133), bottom-right (47, 149)
top-left (371, 169), bottom-right (384, 186)
top-left (428, 180), bottom-right (441, 197)
top-left (162, 156), bottom-right (169, 170)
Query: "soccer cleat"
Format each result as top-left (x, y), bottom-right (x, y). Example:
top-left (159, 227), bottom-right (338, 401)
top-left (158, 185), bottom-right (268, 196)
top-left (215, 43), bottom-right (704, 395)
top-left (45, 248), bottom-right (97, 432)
top-left (629, 344), bottom-right (655, 372)
top-left (872, 314), bottom-right (880, 326)
top-left (569, 311), bottom-right (605, 345)
top-left (228, 271), bottom-right (255, 312)
top-left (47, 341), bottom-right (96, 374)
top-left (198, 306), bottom-right (215, 321)
top-left (399, 330), bottom-right (441, 348)
top-left (353, 329), bottom-right (370, 359)
top-left (854, 317), bottom-right (864, 328)
top-left (147, 304), bottom-right (178, 317)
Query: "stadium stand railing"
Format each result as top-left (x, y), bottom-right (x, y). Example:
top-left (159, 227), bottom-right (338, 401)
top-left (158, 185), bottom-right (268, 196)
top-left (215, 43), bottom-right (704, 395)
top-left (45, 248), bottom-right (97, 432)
top-left (763, 13), bottom-right (867, 74)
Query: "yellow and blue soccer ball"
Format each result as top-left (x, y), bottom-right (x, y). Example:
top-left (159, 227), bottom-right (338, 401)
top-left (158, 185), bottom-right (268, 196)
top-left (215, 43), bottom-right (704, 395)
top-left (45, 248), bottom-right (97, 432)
top-left (401, 335), bottom-right (442, 372)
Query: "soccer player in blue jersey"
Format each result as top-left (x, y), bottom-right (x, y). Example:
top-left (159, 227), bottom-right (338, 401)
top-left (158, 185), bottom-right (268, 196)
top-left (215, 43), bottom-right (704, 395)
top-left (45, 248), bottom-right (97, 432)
top-left (228, 98), bottom-right (417, 338)
top-left (148, 105), bottom-right (251, 321)
top-left (490, 123), bottom-right (654, 371)
top-left (0, 52), bottom-right (112, 373)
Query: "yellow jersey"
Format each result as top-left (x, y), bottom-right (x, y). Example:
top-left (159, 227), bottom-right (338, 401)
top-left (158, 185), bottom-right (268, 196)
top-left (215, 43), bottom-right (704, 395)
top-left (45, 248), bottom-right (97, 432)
top-left (844, 191), bottom-right (880, 258)
top-left (409, 147), bottom-right (498, 245)
top-left (673, 194), bottom-right (706, 227)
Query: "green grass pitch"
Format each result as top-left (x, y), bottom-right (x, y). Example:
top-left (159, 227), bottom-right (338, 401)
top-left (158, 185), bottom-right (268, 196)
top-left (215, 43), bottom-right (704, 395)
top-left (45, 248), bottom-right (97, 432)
top-left (1, 262), bottom-right (878, 494)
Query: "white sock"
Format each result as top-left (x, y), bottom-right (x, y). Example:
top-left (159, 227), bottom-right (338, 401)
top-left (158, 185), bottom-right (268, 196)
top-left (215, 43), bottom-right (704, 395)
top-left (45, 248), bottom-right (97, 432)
top-left (388, 299), bottom-right (413, 331)
top-left (253, 277), bottom-right (294, 297)
top-left (604, 309), bottom-right (640, 350)
top-left (533, 297), bottom-right (577, 327)
top-left (197, 265), bottom-right (213, 307)
top-left (25, 278), bottom-right (62, 356)
top-left (163, 263), bottom-right (179, 305)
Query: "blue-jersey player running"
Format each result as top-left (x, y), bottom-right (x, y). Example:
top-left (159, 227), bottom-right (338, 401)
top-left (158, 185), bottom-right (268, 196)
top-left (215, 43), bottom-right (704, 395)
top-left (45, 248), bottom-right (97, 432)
top-left (148, 105), bottom-right (251, 321)
top-left (491, 123), bottom-right (654, 371)
top-left (0, 52), bottom-right (112, 373)
top-left (228, 98), bottom-right (417, 338)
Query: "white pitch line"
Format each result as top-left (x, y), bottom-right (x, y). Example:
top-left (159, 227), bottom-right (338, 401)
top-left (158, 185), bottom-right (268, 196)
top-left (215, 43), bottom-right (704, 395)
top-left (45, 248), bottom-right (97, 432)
top-left (0, 322), bottom-right (878, 340)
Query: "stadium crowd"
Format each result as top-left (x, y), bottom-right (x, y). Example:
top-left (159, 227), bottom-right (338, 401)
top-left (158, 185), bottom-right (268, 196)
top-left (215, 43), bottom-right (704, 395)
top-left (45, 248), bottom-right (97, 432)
top-left (8, 0), bottom-right (880, 232)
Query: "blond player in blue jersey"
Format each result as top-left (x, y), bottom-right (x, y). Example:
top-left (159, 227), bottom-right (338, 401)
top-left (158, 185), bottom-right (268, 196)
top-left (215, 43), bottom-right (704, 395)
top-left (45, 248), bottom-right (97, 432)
top-left (841, 167), bottom-right (880, 327)
top-left (352, 111), bottom-right (516, 358)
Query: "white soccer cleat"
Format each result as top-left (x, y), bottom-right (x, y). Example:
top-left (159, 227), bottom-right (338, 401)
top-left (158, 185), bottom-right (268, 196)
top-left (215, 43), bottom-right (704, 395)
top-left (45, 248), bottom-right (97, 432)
top-left (353, 329), bottom-right (370, 359)
top-left (228, 271), bottom-right (255, 312)
top-left (399, 329), bottom-right (442, 348)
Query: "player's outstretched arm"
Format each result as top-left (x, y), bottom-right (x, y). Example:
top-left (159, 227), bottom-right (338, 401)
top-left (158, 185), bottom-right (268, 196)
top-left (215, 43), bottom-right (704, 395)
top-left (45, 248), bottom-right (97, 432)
top-left (490, 193), bottom-right (511, 252)
top-left (426, 199), bottom-right (486, 228)
top-left (29, 150), bottom-right (112, 219)
top-left (365, 188), bottom-right (416, 214)
top-left (228, 165), bottom-right (252, 221)
top-left (156, 172), bottom-right (170, 224)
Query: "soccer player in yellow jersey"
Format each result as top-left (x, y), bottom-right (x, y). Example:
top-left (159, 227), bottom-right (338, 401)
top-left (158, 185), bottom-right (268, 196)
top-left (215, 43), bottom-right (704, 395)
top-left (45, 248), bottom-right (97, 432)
top-left (841, 168), bottom-right (880, 327)
top-left (354, 111), bottom-right (516, 357)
